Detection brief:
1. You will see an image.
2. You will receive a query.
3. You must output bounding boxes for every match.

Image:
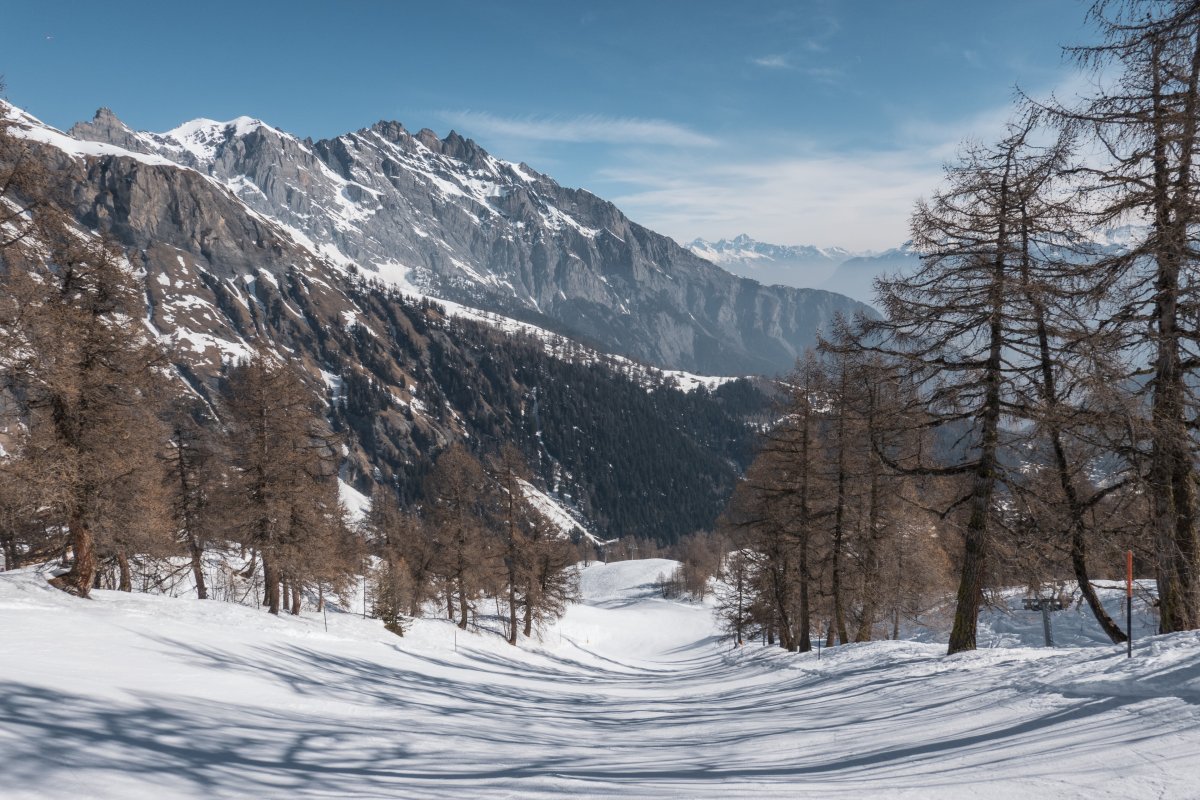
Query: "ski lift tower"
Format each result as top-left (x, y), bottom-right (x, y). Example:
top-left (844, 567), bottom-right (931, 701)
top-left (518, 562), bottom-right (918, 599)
top-left (599, 537), bottom-right (620, 563)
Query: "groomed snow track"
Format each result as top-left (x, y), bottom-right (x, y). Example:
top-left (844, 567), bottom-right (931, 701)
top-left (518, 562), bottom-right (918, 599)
top-left (1, 558), bottom-right (1197, 799)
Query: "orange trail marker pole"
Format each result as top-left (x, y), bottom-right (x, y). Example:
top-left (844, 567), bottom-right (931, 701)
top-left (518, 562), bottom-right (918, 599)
top-left (1126, 550), bottom-right (1134, 658)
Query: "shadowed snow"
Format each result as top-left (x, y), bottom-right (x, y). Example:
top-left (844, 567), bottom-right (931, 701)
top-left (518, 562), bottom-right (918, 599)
top-left (0, 560), bottom-right (1197, 799)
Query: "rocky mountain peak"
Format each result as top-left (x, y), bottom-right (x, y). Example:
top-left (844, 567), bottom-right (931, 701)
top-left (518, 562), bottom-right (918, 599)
top-left (414, 128), bottom-right (443, 151)
top-left (440, 129), bottom-right (484, 164)
top-left (88, 107), bottom-right (123, 127)
top-left (370, 120), bottom-right (410, 144)
top-left (68, 107), bottom-right (149, 154)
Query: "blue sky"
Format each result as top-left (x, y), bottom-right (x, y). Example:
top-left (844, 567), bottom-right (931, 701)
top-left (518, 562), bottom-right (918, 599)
top-left (1, 0), bottom-right (1095, 250)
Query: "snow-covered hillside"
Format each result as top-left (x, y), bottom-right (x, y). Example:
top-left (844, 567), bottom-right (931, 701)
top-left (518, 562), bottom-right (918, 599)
top-left (1, 561), bottom-right (1197, 799)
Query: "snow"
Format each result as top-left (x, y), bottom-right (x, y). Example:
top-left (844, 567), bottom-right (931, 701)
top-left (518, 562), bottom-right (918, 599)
top-left (3, 104), bottom-right (179, 168)
top-left (932, 582), bottom-right (1162, 649)
top-left (517, 478), bottom-right (601, 545)
top-left (541, 204), bottom-right (599, 238)
top-left (338, 479), bottom-right (371, 524)
top-left (1, 559), bottom-right (1197, 799)
top-left (366, 262), bottom-right (738, 392)
top-left (170, 328), bottom-right (255, 363)
top-left (505, 160), bottom-right (538, 183)
top-left (659, 369), bottom-right (738, 393)
top-left (158, 117), bottom-right (272, 163)
top-left (366, 129), bottom-right (497, 220)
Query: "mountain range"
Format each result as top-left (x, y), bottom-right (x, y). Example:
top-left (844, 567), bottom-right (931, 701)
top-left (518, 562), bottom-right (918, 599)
top-left (687, 234), bottom-right (920, 306)
top-left (64, 107), bottom-right (871, 377)
top-left (13, 102), bottom-right (1127, 542)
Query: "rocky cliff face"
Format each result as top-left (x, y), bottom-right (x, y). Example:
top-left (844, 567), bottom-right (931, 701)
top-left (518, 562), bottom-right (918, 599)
top-left (69, 109), bottom-right (872, 375)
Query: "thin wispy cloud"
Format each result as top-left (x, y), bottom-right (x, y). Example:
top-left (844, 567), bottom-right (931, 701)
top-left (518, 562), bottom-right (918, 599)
top-left (438, 110), bottom-right (717, 148)
top-left (803, 66), bottom-right (844, 84)
top-left (751, 54), bottom-right (791, 69)
top-left (750, 54), bottom-right (845, 85)
top-left (594, 91), bottom-right (1074, 250)
top-left (434, 63), bottom-right (1091, 253)
top-left (601, 149), bottom-right (939, 251)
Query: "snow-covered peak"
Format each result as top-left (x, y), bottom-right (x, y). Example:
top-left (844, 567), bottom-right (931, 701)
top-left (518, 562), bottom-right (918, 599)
top-left (690, 234), bottom-right (856, 263)
top-left (65, 106), bottom-right (290, 170)
top-left (165, 116), bottom-right (268, 140)
top-left (155, 116), bottom-right (274, 162)
top-left (688, 234), bottom-right (861, 288)
top-left (846, 239), bottom-right (917, 260)
top-left (2, 102), bottom-right (179, 168)
top-left (1089, 224), bottom-right (1146, 250)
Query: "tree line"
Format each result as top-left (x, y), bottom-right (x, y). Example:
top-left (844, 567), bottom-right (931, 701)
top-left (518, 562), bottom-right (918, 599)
top-left (716, 0), bottom-right (1200, 655)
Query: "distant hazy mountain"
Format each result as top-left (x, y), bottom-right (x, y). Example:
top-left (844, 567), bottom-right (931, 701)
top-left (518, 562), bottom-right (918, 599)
top-left (821, 243), bottom-right (922, 306)
top-left (687, 234), bottom-right (852, 287)
top-left (817, 231), bottom-right (1136, 306)
top-left (688, 234), bottom-right (921, 307)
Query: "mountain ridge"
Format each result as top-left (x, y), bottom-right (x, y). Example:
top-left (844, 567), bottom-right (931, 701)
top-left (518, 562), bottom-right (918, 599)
top-left (67, 106), bottom-right (873, 376)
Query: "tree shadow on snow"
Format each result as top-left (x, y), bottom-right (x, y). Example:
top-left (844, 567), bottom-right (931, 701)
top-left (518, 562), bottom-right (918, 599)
top-left (5, 631), bottom-right (1200, 797)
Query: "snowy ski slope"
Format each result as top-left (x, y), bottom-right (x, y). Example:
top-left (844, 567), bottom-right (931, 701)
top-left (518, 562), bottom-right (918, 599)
top-left (0, 559), bottom-right (1197, 799)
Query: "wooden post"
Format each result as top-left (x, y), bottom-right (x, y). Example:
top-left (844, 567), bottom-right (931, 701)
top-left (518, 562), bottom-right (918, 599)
top-left (1126, 550), bottom-right (1134, 658)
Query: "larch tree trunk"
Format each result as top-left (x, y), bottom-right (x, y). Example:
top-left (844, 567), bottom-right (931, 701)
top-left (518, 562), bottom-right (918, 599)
top-left (190, 536), bottom-right (208, 601)
top-left (116, 549), bottom-right (132, 593)
top-left (57, 514), bottom-right (97, 598)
